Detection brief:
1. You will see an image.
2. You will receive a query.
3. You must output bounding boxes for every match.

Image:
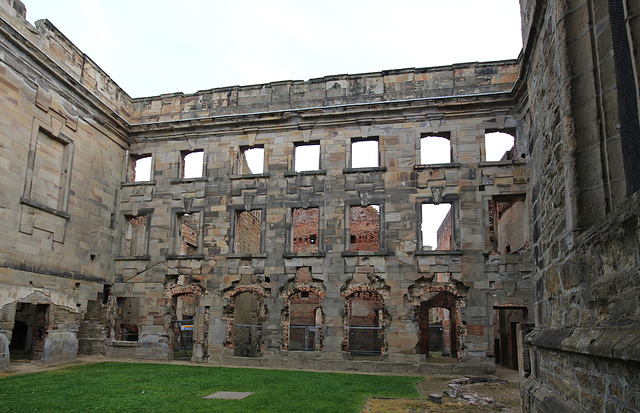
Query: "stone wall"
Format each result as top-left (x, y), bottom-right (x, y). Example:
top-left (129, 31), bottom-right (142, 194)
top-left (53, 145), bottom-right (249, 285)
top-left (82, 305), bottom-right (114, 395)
top-left (519, 0), bottom-right (640, 411)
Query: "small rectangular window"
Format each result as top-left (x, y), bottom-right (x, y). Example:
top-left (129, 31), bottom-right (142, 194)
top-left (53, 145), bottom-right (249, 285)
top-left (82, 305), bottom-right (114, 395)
top-left (122, 215), bottom-right (148, 256)
top-left (420, 136), bottom-right (451, 165)
top-left (239, 147), bottom-right (264, 174)
top-left (485, 132), bottom-right (514, 161)
top-left (294, 143), bottom-right (320, 172)
top-left (235, 210), bottom-right (262, 253)
top-left (128, 155), bottom-right (152, 182)
top-left (349, 205), bottom-right (380, 252)
top-left (292, 207), bottom-right (319, 253)
top-left (182, 151), bottom-right (204, 178)
top-left (351, 139), bottom-right (379, 168)
top-left (421, 203), bottom-right (452, 251)
top-left (176, 212), bottom-right (201, 255)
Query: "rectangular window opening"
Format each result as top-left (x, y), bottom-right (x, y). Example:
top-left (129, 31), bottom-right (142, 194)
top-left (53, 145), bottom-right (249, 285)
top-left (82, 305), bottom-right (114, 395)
top-left (420, 135), bottom-right (451, 165)
top-left (294, 143), bottom-right (320, 172)
top-left (182, 151), bottom-right (204, 178)
top-left (235, 210), bottom-right (262, 254)
top-left (239, 147), bottom-right (264, 175)
top-left (292, 207), bottom-right (320, 253)
top-left (422, 204), bottom-right (453, 251)
top-left (489, 196), bottom-right (527, 255)
top-left (177, 212), bottom-right (201, 255)
top-left (129, 155), bottom-right (152, 182)
top-left (122, 215), bottom-right (147, 256)
top-left (351, 139), bottom-right (379, 168)
top-left (349, 205), bottom-right (380, 252)
top-left (485, 132), bottom-right (515, 162)
top-left (28, 129), bottom-right (71, 211)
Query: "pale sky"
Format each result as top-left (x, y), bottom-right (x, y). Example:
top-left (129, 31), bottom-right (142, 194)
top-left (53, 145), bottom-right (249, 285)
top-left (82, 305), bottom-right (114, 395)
top-left (22, 0), bottom-right (523, 98)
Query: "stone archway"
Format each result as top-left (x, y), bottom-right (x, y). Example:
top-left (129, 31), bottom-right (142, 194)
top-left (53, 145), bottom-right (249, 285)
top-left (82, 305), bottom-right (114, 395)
top-left (164, 281), bottom-right (205, 361)
top-left (223, 286), bottom-right (267, 357)
top-left (406, 282), bottom-right (466, 361)
top-left (342, 285), bottom-right (389, 355)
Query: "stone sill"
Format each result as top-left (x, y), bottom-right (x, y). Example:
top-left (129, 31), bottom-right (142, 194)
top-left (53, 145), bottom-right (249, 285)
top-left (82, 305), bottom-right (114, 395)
top-left (114, 255), bottom-right (150, 261)
top-left (283, 252), bottom-right (326, 258)
top-left (227, 253), bottom-right (268, 259)
top-left (169, 177), bottom-right (208, 184)
top-left (414, 162), bottom-right (461, 170)
top-left (478, 160), bottom-right (526, 167)
top-left (415, 250), bottom-right (464, 256)
top-left (20, 197), bottom-right (70, 219)
top-left (284, 170), bottom-right (326, 177)
top-left (109, 341), bottom-right (141, 347)
top-left (529, 325), bottom-right (640, 362)
top-left (166, 254), bottom-right (205, 260)
top-left (343, 167), bottom-right (387, 174)
top-left (121, 180), bottom-right (157, 187)
top-left (230, 173), bottom-right (270, 180)
top-left (341, 251), bottom-right (390, 257)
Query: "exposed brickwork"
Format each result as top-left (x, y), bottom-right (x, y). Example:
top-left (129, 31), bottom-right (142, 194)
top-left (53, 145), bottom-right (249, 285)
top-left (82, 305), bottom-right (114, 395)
top-left (349, 206), bottom-right (380, 252)
top-left (292, 208), bottom-right (319, 253)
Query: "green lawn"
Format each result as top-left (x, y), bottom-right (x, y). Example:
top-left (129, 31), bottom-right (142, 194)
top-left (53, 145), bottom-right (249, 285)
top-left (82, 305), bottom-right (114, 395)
top-left (0, 362), bottom-right (421, 412)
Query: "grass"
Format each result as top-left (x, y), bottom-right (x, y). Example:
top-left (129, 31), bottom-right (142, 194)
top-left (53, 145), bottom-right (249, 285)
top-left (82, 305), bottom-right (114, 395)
top-left (0, 362), bottom-right (421, 412)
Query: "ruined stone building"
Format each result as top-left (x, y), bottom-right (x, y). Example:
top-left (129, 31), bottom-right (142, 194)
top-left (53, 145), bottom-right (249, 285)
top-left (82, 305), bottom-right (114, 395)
top-left (0, 0), bottom-right (638, 411)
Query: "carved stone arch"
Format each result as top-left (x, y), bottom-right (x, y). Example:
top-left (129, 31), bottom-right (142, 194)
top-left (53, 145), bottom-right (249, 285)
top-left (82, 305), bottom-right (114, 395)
top-left (405, 278), bottom-right (467, 360)
top-left (280, 275), bottom-right (326, 351)
top-left (222, 285), bottom-right (268, 357)
top-left (341, 282), bottom-right (390, 356)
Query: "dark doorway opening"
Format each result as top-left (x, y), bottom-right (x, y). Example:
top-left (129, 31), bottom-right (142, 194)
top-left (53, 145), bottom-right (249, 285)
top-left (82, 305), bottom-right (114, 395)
top-left (9, 303), bottom-right (48, 361)
top-left (347, 291), bottom-right (384, 356)
top-left (493, 306), bottom-right (528, 369)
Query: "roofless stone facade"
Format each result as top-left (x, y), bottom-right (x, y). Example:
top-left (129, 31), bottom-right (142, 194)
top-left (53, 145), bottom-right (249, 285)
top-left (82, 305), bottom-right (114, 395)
top-left (0, 1), bottom-right (638, 411)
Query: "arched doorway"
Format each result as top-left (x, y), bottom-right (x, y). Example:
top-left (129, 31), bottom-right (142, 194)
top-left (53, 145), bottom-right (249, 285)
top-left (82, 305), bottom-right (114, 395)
top-left (232, 291), bottom-right (264, 357)
top-left (417, 292), bottom-right (458, 357)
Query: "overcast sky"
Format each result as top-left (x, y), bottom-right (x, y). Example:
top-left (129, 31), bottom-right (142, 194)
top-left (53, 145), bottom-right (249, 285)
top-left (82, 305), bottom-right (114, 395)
top-left (23, 0), bottom-right (523, 98)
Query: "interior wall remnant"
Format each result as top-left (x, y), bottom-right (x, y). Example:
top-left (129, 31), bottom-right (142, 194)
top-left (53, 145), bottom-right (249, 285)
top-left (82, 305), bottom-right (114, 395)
top-left (9, 303), bottom-right (48, 361)
top-left (235, 210), bottom-right (262, 254)
top-left (422, 203), bottom-right (452, 251)
top-left (493, 307), bottom-right (528, 369)
top-left (114, 297), bottom-right (139, 341)
top-left (347, 291), bottom-right (384, 355)
top-left (489, 196), bottom-right (527, 254)
top-left (177, 212), bottom-right (200, 255)
top-left (349, 206), bottom-right (380, 252)
top-left (292, 208), bottom-right (319, 253)
top-left (123, 215), bottom-right (147, 256)
top-left (233, 291), bottom-right (263, 357)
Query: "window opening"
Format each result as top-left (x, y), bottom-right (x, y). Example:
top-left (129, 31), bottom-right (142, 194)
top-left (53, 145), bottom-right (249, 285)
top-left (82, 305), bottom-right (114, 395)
top-left (239, 147), bottom-right (264, 174)
top-left (114, 298), bottom-right (139, 341)
top-left (176, 212), bottom-right (201, 255)
top-left (347, 291), bottom-right (383, 355)
top-left (485, 132), bottom-right (515, 161)
top-left (351, 139), bottom-right (379, 168)
top-left (292, 208), bottom-right (319, 253)
top-left (235, 210), bottom-right (262, 254)
top-left (288, 290), bottom-right (322, 351)
top-left (122, 215), bottom-right (147, 256)
top-left (294, 144), bottom-right (320, 172)
top-left (182, 151), bottom-right (204, 178)
top-left (421, 204), bottom-right (452, 250)
top-left (349, 205), bottom-right (380, 252)
top-left (420, 136), bottom-right (451, 164)
top-left (130, 155), bottom-right (152, 182)
top-left (489, 196), bottom-right (527, 254)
